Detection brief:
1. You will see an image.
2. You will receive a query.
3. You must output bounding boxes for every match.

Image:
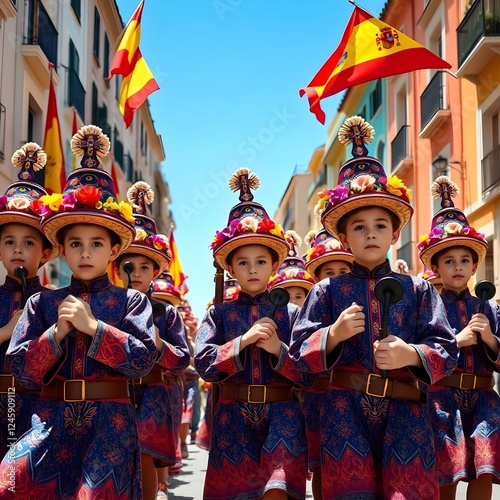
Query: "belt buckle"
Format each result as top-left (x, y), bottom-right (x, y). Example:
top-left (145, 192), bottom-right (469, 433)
top-left (366, 373), bottom-right (388, 398)
top-left (64, 379), bottom-right (85, 402)
top-left (247, 384), bottom-right (266, 403)
top-left (0, 374), bottom-right (15, 393)
top-left (460, 373), bottom-right (476, 390)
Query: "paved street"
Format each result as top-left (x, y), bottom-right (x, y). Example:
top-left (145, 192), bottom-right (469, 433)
top-left (168, 437), bottom-right (500, 499)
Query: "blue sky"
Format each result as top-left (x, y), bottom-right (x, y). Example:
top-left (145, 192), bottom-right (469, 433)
top-left (116, 0), bottom-right (386, 321)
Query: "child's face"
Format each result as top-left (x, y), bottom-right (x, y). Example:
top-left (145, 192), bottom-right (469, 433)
top-left (116, 254), bottom-right (159, 294)
top-left (287, 286), bottom-right (307, 308)
top-left (431, 247), bottom-right (477, 294)
top-left (58, 224), bottom-right (120, 283)
top-left (0, 223), bottom-right (51, 279)
top-left (227, 245), bottom-right (279, 297)
top-left (316, 260), bottom-right (351, 281)
top-left (338, 207), bottom-right (400, 271)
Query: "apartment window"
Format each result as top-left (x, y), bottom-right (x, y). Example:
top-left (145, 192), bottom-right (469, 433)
top-left (371, 80), bottom-right (382, 118)
top-left (91, 83), bottom-right (98, 124)
top-left (68, 39), bottom-right (85, 120)
top-left (115, 76), bottom-right (121, 101)
top-left (103, 34), bottom-right (110, 85)
top-left (71, 0), bottom-right (80, 23)
top-left (376, 141), bottom-right (385, 165)
top-left (484, 238), bottom-right (494, 283)
top-left (93, 7), bottom-right (100, 63)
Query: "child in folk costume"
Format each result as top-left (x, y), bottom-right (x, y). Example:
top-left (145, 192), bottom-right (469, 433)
top-left (196, 273), bottom-right (241, 452)
top-left (149, 270), bottom-right (186, 498)
top-left (268, 230), bottom-right (315, 308)
top-left (194, 168), bottom-right (308, 500)
top-left (115, 181), bottom-right (190, 500)
top-left (301, 228), bottom-right (354, 500)
top-left (418, 267), bottom-right (444, 294)
top-left (418, 176), bottom-right (500, 499)
top-left (0, 125), bottom-right (157, 499)
top-left (290, 116), bottom-right (458, 499)
top-left (0, 143), bottom-right (58, 460)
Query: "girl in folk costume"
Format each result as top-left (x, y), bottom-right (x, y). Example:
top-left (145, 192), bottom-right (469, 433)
top-left (115, 181), bottom-right (190, 500)
top-left (290, 116), bottom-right (458, 499)
top-left (0, 125), bottom-right (158, 499)
top-left (301, 228), bottom-right (354, 499)
top-left (196, 274), bottom-right (241, 452)
top-left (194, 168), bottom-right (308, 500)
top-left (0, 143), bottom-right (58, 460)
top-left (418, 176), bottom-right (500, 499)
top-left (268, 230), bottom-right (315, 308)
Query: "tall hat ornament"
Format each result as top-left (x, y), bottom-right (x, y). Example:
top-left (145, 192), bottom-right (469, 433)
top-left (418, 176), bottom-right (487, 268)
top-left (269, 230), bottom-right (315, 292)
top-left (151, 270), bottom-right (182, 307)
top-left (316, 116), bottom-right (413, 237)
top-left (0, 142), bottom-right (58, 260)
top-left (210, 167), bottom-right (289, 270)
top-left (36, 125), bottom-right (136, 250)
top-left (126, 181), bottom-right (171, 271)
top-left (304, 228), bottom-right (354, 279)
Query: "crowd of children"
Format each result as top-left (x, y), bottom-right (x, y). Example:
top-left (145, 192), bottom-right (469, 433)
top-left (0, 116), bottom-right (498, 500)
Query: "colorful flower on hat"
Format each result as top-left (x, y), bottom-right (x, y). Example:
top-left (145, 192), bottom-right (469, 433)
top-left (149, 234), bottom-right (169, 252)
top-left (37, 193), bottom-right (63, 212)
top-left (75, 185), bottom-right (102, 207)
top-left (8, 197), bottom-right (31, 211)
top-left (383, 176), bottom-right (413, 202)
top-left (118, 201), bottom-right (135, 223)
top-left (350, 174), bottom-right (376, 193)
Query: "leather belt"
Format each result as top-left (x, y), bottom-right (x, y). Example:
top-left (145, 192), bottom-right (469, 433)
top-left (220, 383), bottom-right (294, 403)
top-left (133, 371), bottom-right (179, 386)
top-left (41, 379), bottom-right (130, 402)
top-left (436, 372), bottom-right (494, 390)
top-left (329, 368), bottom-right (426, 403)
top-left (0, 374), bottom-right (35, 394)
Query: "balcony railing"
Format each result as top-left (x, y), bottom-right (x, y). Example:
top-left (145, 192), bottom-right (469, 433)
top-left (25, 0), bottom-right (58, 67)
top-left (397, 241), bottom-right (414, 270)
top-left (482, 144), bottom-right (500, 195)
top-left (66, 68), bottom-right (85, 121)
top-left (420, 72), bottom-right (444, 130)
top-left (391, 125), bottom-right (409, 171)
top-left (457, 0), bottom-right (500, 67)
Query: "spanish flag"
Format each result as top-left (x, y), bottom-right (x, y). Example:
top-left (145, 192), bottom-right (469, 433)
top-left (43, 64), bottom-right (66, 194)
top-left (109, 0), bottom-right (159, 128)
top-left (169, 229), bottom-right (189, 296)
top-left (300, 6), bottom-right (451, 124)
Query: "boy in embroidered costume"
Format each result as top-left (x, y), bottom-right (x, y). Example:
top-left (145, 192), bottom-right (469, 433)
top-left (115, 181), bottom-right (190, 500)
top-left (0, 143), bottom-right (58, 460)
top-left (290, 116), bottom-right (458, 499)
top-left (194, 168), bottom-right (308, 499)
top-left (418, 176), bottom-right (500, 499)
top-left (268, 230), bottom-right (315, 308)
top-left (0, 125), bottom-right (157, 499)
top-left (301, 227), bottom-right (354, 499)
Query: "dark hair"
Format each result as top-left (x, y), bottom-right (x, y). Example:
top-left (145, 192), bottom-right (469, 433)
top-left (57, 223), bottom-right (121, 247)
top-left (226, 244), bottom-right (279, 266)
top-left (337, 206), bottom-right (401, 235)
top-left (431, 245), bottom-right (479, 266)
top-left (115, 252), bottom-right (160, 271)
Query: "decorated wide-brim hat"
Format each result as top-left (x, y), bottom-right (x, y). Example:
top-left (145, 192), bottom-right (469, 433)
top-left (125, 181), bottom-right (171, 271)
top-left (210, 168), bottom-right (289, 270)
top-left (0, 142), bottom-right (58, 260)
top-left (316, 116), bottom-right (414, 237)
top-left (206, 272), bottom-right (241, 308)
top-left (151, 270), bottom-right (182, 307)
top-left (177, 299), bottom-right (198, 328)
top-left (418, 176), bottom-right (488, 268)
top-left (269, 230), bottom-right (315, 292)
top-left (37, 125), bottom-right (135, 251)
top-left (304, 228), bottom-right (354, 279)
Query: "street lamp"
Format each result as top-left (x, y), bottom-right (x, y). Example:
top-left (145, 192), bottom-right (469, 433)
top-left (432, 156), bottom-right (465, 179)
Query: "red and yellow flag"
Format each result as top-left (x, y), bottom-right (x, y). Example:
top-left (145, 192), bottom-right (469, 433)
top-left (169, 230), bottom-right (188, 296)
top-left (300, 6), bottom-right (451, 124)
top-left (109, 0), bottom-right (159, 128)
top-left (43, 64), bottom-right (66, 194)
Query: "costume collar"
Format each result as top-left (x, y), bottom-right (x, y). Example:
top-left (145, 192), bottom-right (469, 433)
top-left (351, 259), bottom-right (392, 279)
top-left (441, 288), bottom-right (471, 300)
top-left (69, 274), bottom-right (111, 293)
top-left (3, 274), bottom-right (42, 291)
top-left (237, 290), bottom-right (269, 305)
